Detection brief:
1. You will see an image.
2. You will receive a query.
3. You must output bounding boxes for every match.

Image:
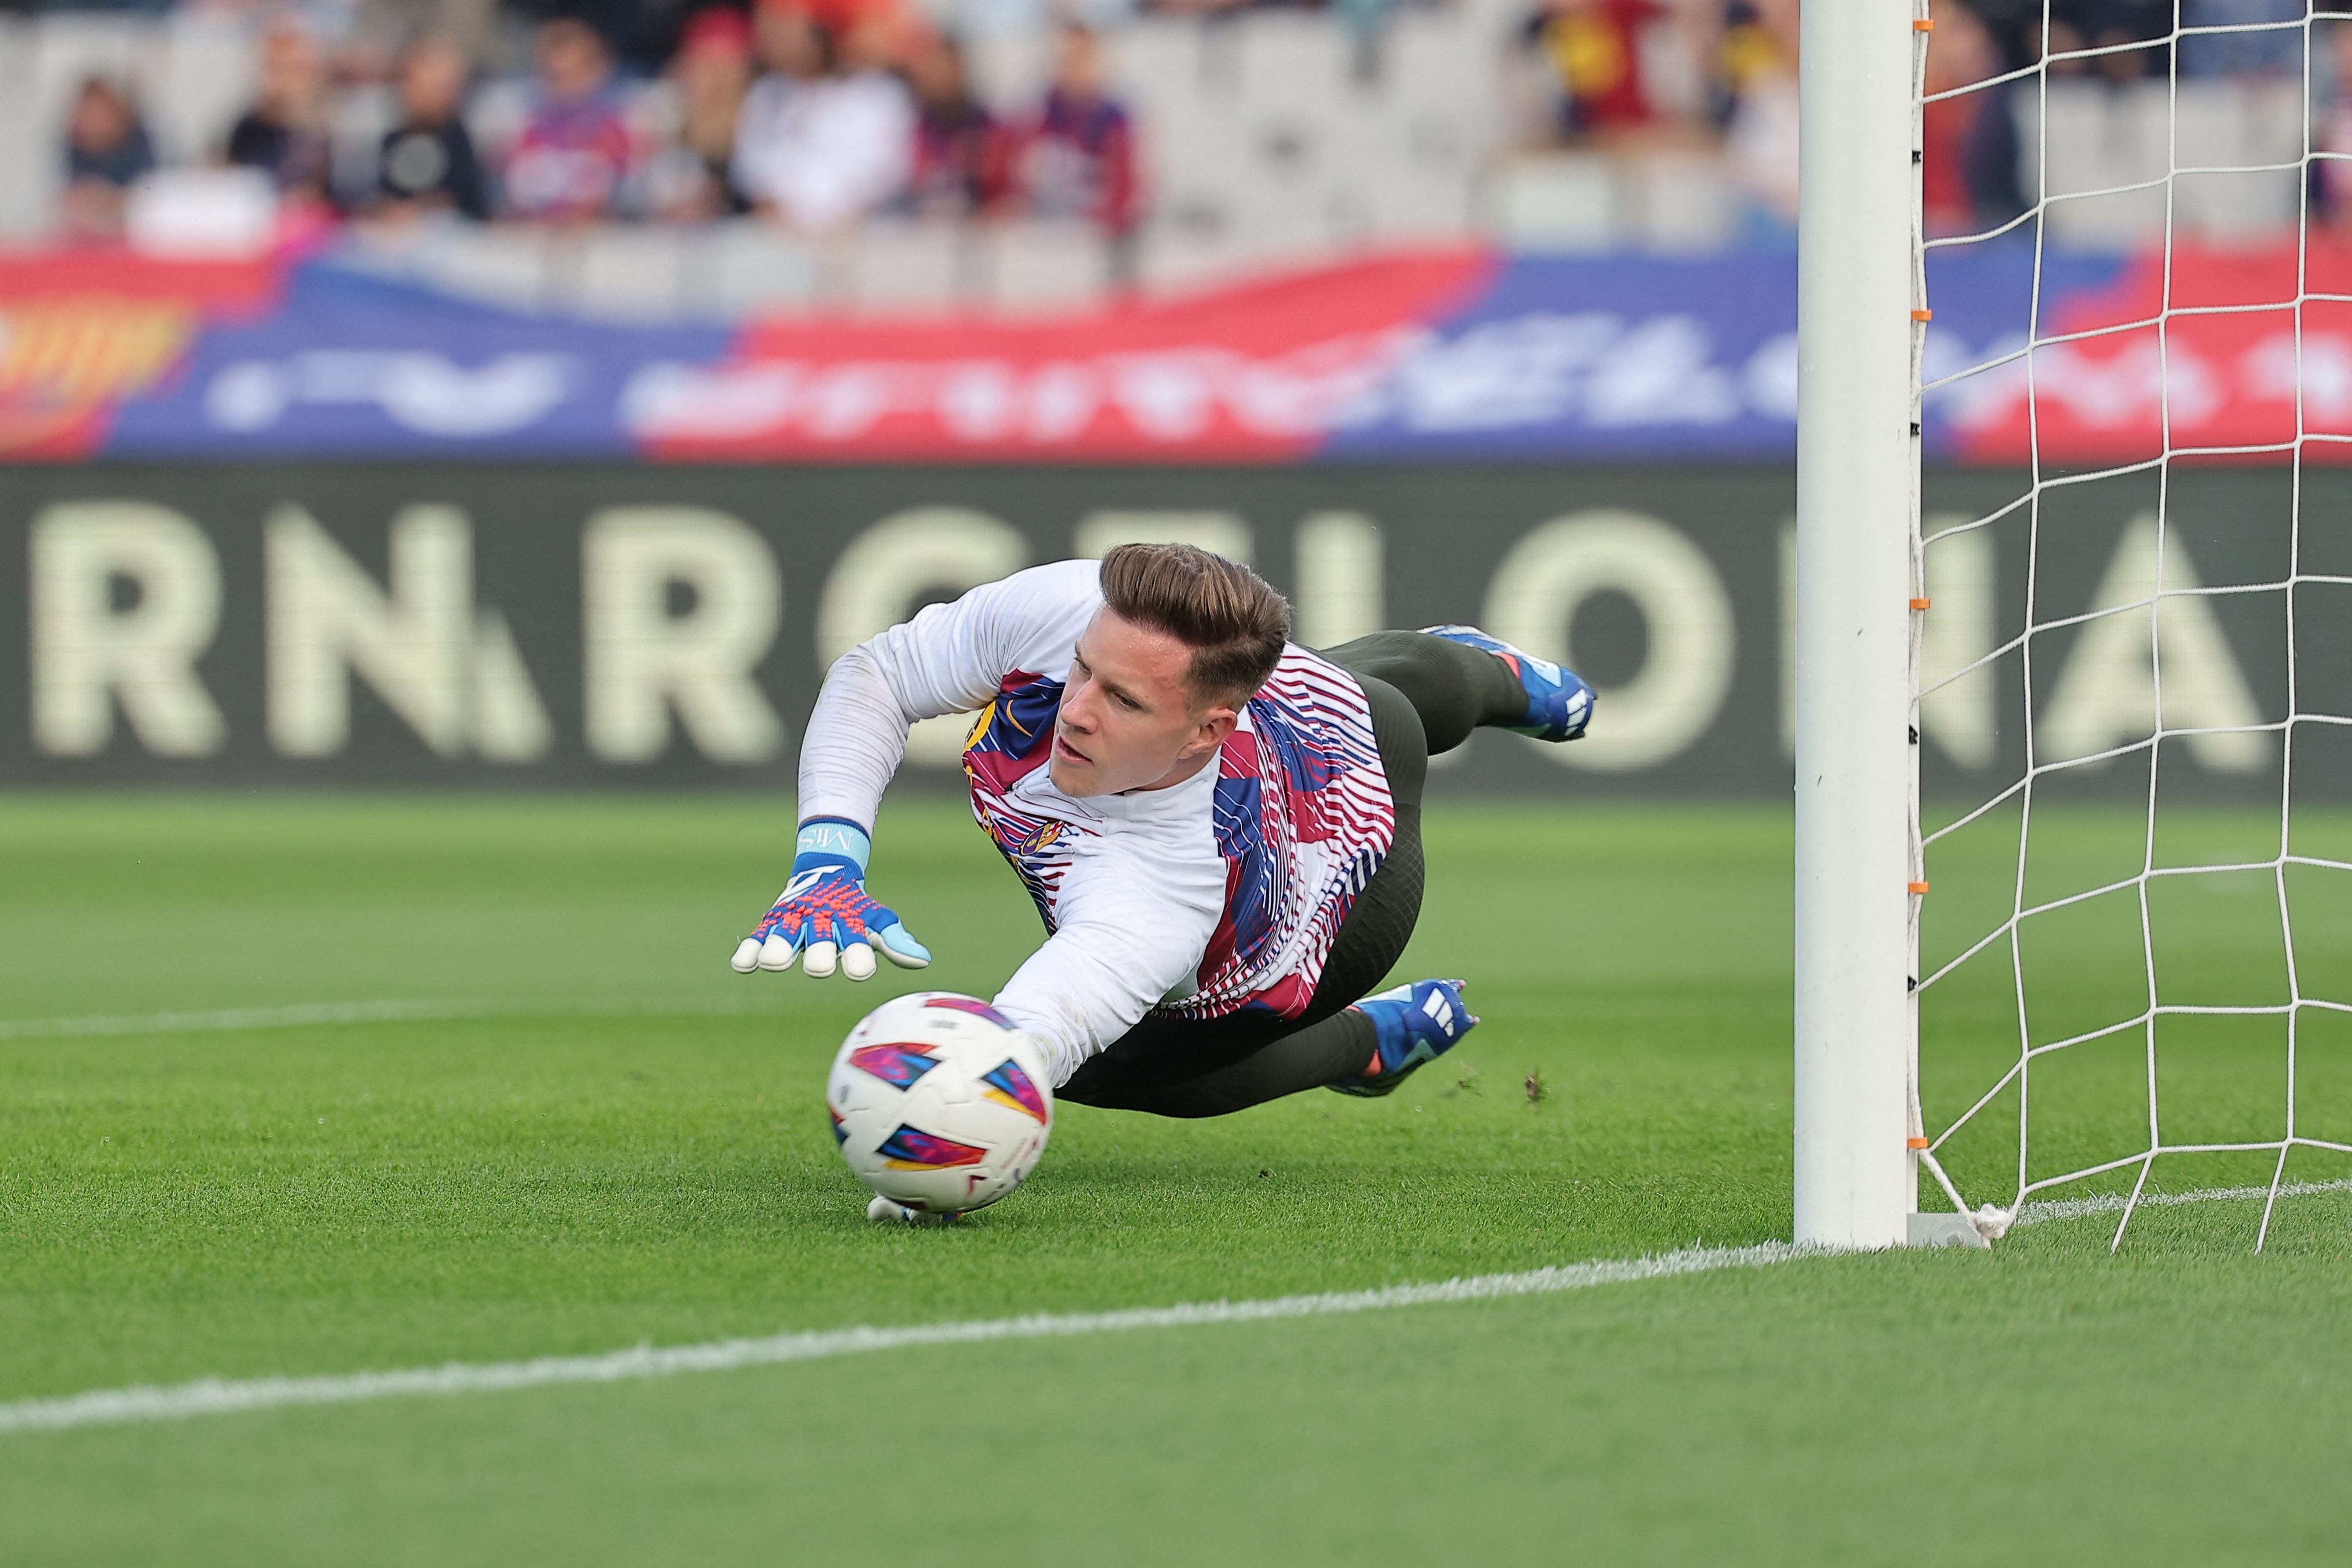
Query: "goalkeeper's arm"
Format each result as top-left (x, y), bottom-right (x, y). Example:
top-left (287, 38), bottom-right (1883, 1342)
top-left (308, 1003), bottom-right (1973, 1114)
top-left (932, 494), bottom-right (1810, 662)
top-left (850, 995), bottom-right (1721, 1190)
top-left (729, 565), bottom-right (1089, 981)
top-left (729, 643), bottom-right (938, 980)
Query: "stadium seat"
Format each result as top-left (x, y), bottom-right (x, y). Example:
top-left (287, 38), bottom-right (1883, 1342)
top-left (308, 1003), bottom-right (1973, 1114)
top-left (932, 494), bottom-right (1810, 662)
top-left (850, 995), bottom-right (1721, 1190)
top-left (1628, 150), bottom-right (1736, 254)
top-left (1379, 9), bottom-right (1509, 152)
top-left (1106, 16), bottom-right (1205, 106)
top-left (409, 224), bottom-right (556, 313)
top-left (561, 226), bottom-right (691, 321)
top-left (843, 219), bottom-right (967, 313)
top-left (1489, 153), bottom-right (1621, 253)
top-left (1355, 105), bottom-right (1480, 241)
top-left (701, 221), bottom-right (822, 316)
top-left (2171, 79), bottom-right (2300, 245)
top-left (1232, 10), bottom-right (1353, 106)
top-left (967, 28), bottom-right (1054, 119)
top-left (329, 83), bottom-right (398, 209)
top-left (2031, 79), bottom-right (2170, 250)
top-left (985, 220), bottom-right (1111, 313)
top-left (0, 17), bottom-right (42, 238)
top-left (141, 14), bottom-right (257, 167)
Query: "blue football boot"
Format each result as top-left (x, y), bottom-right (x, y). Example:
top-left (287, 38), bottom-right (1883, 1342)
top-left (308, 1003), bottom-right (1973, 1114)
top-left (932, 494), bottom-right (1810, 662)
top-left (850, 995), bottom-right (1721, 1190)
top-left (1419, 624), bottom-right (1595, 742)
top-left (1328, 978), bottom-right (1478, 1098)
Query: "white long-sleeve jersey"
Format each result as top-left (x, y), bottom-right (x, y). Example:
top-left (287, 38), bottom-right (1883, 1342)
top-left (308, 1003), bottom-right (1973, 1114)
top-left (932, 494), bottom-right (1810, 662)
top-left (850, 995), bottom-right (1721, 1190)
top-left (799, 559), bottom-right (1396, 1087)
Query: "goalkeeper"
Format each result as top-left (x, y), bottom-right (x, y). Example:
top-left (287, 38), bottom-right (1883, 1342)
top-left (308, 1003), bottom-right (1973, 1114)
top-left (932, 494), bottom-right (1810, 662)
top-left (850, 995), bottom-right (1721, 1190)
top-left (730, 543), bottom-right (1593, 1115)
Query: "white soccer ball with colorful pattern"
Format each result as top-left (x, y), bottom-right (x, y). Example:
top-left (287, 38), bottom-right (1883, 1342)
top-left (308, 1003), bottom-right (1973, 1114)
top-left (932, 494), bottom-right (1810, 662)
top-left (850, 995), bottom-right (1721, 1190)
top-left (826, 992), bottom-right (1053, 1215)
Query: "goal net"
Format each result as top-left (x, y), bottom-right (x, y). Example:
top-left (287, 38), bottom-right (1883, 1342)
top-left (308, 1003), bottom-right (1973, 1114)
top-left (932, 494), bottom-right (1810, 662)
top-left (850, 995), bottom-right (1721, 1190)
top-left (1898, 1), bottom-right (2352, 1251)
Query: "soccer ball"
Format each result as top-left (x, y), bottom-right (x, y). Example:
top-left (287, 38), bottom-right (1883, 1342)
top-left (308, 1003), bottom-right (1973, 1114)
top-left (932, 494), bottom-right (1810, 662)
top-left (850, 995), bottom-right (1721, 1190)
top-left (826, 991), bottom-right (1053, 1216)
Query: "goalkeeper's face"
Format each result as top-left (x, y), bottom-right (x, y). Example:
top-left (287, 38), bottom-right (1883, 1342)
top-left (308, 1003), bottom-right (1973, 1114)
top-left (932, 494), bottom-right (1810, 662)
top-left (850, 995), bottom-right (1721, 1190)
top-left (1052, 609), bottom-right (1239, 797)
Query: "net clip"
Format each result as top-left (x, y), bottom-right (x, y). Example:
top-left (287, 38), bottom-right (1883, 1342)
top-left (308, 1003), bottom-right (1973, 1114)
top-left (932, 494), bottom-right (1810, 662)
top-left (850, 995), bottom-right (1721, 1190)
top-left (1908, 880), bottom-right (1930, 895)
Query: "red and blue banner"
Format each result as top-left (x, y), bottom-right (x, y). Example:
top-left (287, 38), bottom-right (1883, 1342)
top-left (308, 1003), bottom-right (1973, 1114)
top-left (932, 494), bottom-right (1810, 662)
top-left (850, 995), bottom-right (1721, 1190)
top-left (4, 238), bottom-right (2345, 464)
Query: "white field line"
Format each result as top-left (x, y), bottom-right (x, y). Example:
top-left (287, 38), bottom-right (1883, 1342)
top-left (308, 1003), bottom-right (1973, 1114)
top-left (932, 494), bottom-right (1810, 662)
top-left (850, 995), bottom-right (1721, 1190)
top-left (0, 1000), bottom-right (492, 1041)
top-left (0, 996), bottom-right (778, 1042)
top-left (2009, 1175), bottom-right (2352, 1227)
top-left (2, 1173), bottom-right (2345, 1438)
top-left (0, 1242), bottom-right (1809, 1434)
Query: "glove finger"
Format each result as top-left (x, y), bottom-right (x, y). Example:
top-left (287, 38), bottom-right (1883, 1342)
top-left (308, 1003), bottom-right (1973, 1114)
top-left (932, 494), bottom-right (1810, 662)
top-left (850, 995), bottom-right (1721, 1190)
top-left (802, 939), bottom-right (840, 979)
top-left (840, 941), bottom-right (877, 981)
top-left (758, 922), bottom-right (804, 971)
top-left (873, 921), bottom-right (932, 969)
top-left (730, 936), bottom-right (763, 974)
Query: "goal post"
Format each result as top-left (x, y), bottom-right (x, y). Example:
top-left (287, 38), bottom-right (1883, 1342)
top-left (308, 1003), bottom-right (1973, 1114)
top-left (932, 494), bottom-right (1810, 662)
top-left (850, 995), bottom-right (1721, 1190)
top-left (1792, 0), bottom-right (1924, 1250)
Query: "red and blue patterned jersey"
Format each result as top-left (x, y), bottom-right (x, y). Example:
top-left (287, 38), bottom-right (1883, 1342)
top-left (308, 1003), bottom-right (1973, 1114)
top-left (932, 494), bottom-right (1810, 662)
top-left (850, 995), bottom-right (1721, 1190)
top-left (957, 588), bottom-right (1394, 1023)
top-left (803, 558), bottom-right (1395, 1083)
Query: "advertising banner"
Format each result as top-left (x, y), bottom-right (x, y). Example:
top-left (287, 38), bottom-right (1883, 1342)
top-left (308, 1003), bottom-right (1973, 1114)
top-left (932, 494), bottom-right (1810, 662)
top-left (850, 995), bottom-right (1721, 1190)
top-left (16, 241), bottom-right (2339, 466)
top-left (2, 463), bottom-right (2336, 797)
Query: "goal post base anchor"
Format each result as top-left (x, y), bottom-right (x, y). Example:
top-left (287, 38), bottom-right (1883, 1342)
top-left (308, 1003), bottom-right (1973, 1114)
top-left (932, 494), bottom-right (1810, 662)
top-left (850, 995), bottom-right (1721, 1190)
top-left (1906, 1213), bottom-right (1992, 1250)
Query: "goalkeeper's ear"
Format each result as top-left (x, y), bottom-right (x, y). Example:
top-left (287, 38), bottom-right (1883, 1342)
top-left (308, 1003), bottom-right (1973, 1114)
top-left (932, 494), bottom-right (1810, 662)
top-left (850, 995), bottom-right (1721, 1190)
top-left (1175, 699), bottom-right (1240, 765)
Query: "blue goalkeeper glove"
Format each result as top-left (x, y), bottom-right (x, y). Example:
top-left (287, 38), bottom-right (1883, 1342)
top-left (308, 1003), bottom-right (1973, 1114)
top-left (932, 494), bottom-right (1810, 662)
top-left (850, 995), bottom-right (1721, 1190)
top-left (729, 818), bottom-right (932, 981)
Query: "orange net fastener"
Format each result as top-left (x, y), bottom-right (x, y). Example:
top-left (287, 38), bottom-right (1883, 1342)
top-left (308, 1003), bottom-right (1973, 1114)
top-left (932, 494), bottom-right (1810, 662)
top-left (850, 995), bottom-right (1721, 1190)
top-left (1907, 1137), bottom-right (1932, 1149)
top-left (1908, 880), bottom-right (1931, 894)
top-left (1911, 308), bottom-right (1935, 322)
top-left (1914, 17), bottom-right (1935, 30)
top-left (1910, 596), bottom-right (1932, 610)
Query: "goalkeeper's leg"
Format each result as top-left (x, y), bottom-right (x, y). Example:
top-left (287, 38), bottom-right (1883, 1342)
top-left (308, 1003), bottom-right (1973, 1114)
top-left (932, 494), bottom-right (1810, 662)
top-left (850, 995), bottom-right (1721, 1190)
top-left (1321, 627), bottom-right (1594, 750)
top-left (1054, 806), bottom-right (1439, 1117)
top-left (1060, 671), bottom-right (1465, 1117)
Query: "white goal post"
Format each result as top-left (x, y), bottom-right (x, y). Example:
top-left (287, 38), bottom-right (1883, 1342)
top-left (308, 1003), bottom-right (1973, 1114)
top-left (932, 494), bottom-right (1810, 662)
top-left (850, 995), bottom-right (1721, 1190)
top-left (1793, 1), bottom-right (1924, 1250)
top-left (1797, 2), bottom-right (2352, 1253)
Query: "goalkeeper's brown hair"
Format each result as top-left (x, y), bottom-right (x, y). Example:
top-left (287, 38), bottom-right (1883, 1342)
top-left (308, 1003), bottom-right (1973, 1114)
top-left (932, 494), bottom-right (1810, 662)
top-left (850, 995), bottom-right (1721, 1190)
top-left (1098, 542), bottom-right (1292, 707)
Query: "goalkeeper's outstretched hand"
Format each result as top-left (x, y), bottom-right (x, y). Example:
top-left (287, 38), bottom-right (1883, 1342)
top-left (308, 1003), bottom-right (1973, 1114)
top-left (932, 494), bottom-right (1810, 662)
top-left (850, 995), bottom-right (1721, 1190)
top-left (730, 818), bottom-right (932, 981)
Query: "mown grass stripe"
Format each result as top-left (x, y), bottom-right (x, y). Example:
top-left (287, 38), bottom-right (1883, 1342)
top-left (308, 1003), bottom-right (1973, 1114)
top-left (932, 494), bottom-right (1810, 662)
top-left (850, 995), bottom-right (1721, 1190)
top-left (1, 1169), bottom-right (2342, 1437)
top-left (0, 1243), bottom-right (1807, 1434)
top-left (0, 996), bottom-right (780, 1041)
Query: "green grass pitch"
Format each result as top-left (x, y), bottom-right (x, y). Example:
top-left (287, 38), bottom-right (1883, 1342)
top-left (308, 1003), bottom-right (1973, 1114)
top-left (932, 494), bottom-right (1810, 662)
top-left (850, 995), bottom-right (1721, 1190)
top-left (1, 794), bottom-right (2347, 1566)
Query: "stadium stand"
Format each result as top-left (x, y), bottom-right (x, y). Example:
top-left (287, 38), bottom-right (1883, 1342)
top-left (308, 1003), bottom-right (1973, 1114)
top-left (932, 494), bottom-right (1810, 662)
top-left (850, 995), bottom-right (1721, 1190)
top-left (0, 0), bottom-right (2328, 320)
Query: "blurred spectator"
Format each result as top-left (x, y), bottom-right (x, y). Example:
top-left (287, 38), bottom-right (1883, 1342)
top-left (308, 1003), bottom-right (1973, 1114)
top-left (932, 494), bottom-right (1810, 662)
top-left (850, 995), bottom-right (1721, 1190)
top-left (732, 4), bottom-right (915, 231)
top-left (372, 35), bottom-right (489, 221)
top-left (647, 6), bottom-right (756, 221)
top-left (2034, 16), bottom-right (2092, 76)
top-left (793, 0), bottom-right (911, 45)
top-left (1921, 0), bottom-right (2022, 238)
top-left (1720, 0), bottom-right (1797, 238)
top-left (2314, 21), bottom-right (2352, 232)
top-left (227, 22), bottom-right (337, 208)
top-left (2180, 0), bottom-right (2305, 79)
top-left (1013, 23), bottom-right (1138, 236)
top-left (503, 17), bottom-right (637, 223)
top-left (2068, 0), bottom-right (2171, 81)
top-left (733, 3), bottom-right (819, 211)
top-left (902, 33), bottom-right (1010, 219)
top-left (1519, 0), bottom-right (1672, 142)
top-left (59, 78), bottom-right (156, 242)
top-left (350, 0), bottom-right (499, 78)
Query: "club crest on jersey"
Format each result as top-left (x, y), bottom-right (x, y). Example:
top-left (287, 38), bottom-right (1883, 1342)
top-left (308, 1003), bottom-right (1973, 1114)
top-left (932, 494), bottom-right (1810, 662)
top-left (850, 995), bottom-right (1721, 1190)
top-left (878, 1125), bottom-right (988, 1169)
top-left (980, 1058), bottom-right (1049, 1123)
top-left (1013, 820), bottom-right (1064, 856)
top-left (847, 1043), bottom-right (942, 1089)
